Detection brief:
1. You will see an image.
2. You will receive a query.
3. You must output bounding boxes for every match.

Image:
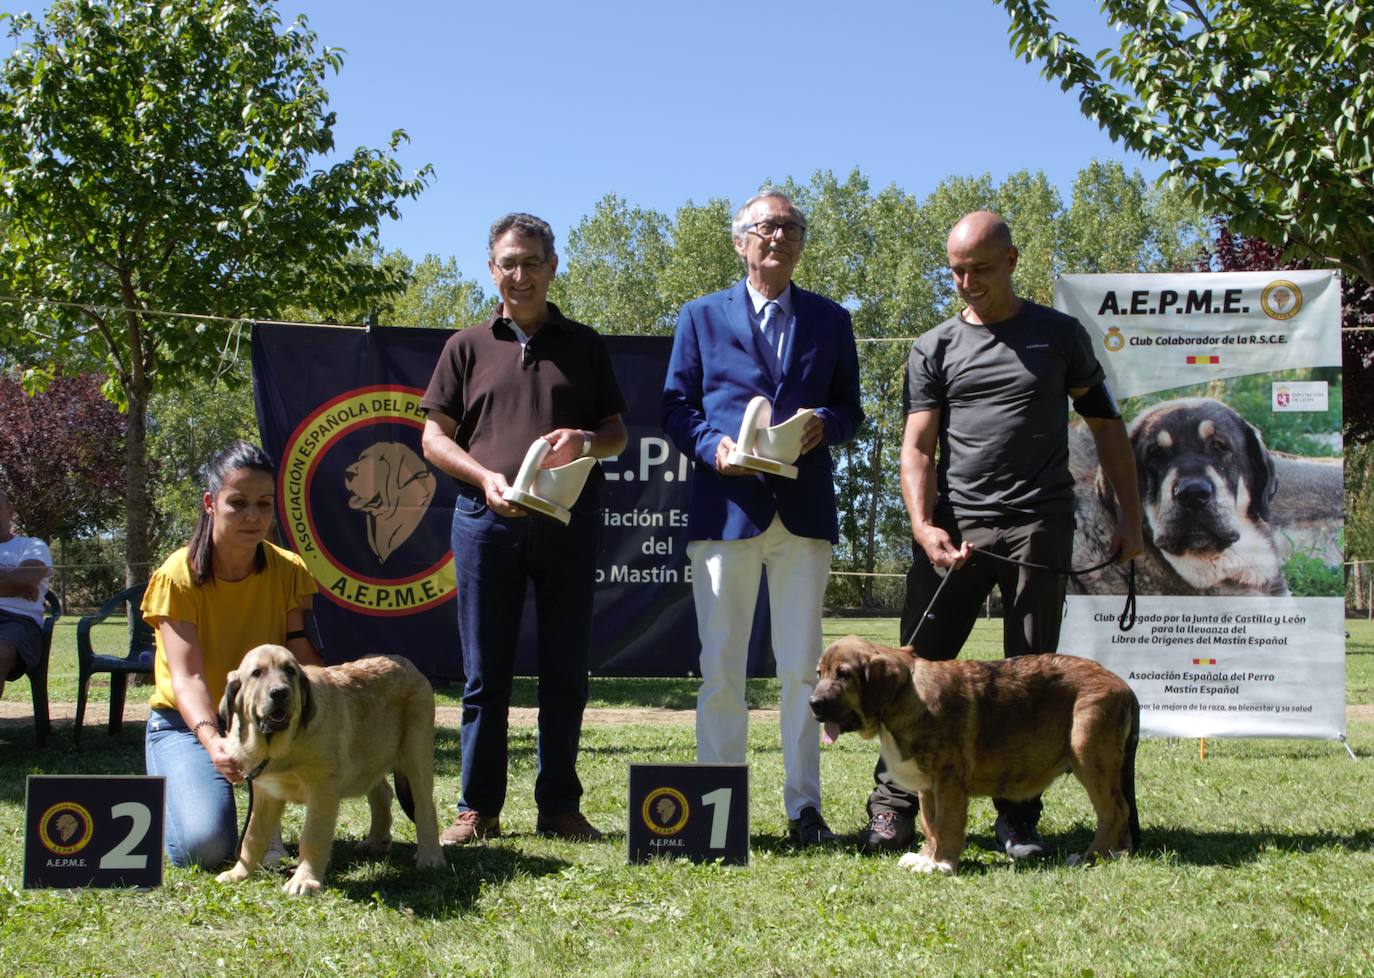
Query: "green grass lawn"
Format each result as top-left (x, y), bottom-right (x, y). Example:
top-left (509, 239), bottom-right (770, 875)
top-left (3, 619), bottom-right (1373, 976)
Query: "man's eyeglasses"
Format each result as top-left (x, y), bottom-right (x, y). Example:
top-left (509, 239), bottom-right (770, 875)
top-left (493, 256), bottom-right (549, 277)
top-left (746, 220), bottom-right (806, 242)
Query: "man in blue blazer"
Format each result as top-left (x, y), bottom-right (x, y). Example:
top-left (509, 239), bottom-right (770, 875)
top-left (662, 189), bottom-right (863, 846)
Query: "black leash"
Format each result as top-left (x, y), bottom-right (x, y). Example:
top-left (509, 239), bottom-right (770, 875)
top-left (235, 757), bottom-right (270, 859)
top-left (903, 549), bottom-right (1136, 648)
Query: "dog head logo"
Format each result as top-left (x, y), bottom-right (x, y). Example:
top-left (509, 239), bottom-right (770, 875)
top-left (54, 813), bottom-right (80, 843)
top-left (345, 442), bottom-right (435, 563)
top-left (278, 386), bottom-right (456, 616)
top-left (38, 801), bottom-right (95, 856)
top-left (1103, 326), bottom-right (1125, 353)
top-left (1260, 280), bottom-right (1302, 321)
top-left (642, 787), bottom-right (690, 835)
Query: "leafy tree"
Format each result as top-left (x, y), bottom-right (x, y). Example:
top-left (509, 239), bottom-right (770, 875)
top-left (554, 196), bottom-right (739, 336)
top-left (1060, 160), bottom-right (1207, 276)
top-left (997, 0), bottom-right (1374, 286)
top-left (0, 0), bottom-right (429, 582)
top-left (993, 170), bottom-right (1065, 303)
top-left (657, 199), bottom-right (739, 318)
top-left (551, 194), bottom-right (674, 332)
top-left (0, 373), bottom-right (126, 543)
top-left (1348, 442), bottom-right (1374, 570)
top-left (377, 252), bottom-right (491, 330)
top-left (145, 365), bottom-right (259, 561)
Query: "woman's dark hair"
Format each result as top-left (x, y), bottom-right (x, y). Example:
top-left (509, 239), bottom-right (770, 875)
top-left (187, 441), bottom-right (276, 585)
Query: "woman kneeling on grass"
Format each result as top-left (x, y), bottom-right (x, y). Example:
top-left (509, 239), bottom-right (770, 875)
top-left (142, 441), bottom-right (322, 868)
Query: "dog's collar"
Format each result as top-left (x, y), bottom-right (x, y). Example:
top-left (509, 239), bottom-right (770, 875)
top-left (244, 758), bottom-right (269, 782)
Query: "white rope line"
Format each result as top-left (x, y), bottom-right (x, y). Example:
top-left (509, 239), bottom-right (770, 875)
top-left (0, 293), bottom-right (368, 330)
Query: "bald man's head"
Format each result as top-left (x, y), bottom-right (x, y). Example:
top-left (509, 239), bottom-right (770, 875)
top-left (946, 211), bottom-right (1020, 325)
top-left (947, 211), bottom-right (1013, 253)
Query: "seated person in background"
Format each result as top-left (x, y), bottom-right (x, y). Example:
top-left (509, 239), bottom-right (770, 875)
top-left (142, 441), bottom-right (322, 868)
top-left (0, 485), bottom-right (52, 702)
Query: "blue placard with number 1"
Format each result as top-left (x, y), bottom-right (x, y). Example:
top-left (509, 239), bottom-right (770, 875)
top-left (24, 775), bottom-right (165, 889)
top-left (628, 763), bottom-right (749, 865)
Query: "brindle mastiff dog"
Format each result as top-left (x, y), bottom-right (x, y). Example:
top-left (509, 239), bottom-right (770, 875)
top-left (811, 636), bottom-right (1140, 874)
top-left (215, 644), bottom-right (444, 895)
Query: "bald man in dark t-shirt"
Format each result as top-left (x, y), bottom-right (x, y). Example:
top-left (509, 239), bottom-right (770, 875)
top-left (861, 211), bottom-right (1143, 862)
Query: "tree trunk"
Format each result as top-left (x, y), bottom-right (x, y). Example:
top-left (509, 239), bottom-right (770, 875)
top-left (861, 419), bottom-right (884, 608)
top-left (116, 277), bottom-right (155, 589)
top-left (124, 379), bottom-right (152, 587)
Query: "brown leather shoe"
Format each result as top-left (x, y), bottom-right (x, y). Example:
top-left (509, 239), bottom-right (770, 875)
top-left (535, 811), bottom-right (604, 842)
top-left (440, 810), bottom-right (500, 846)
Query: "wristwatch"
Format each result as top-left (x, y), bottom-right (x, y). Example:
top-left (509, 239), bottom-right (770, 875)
top-left (578, 430), bottom-right (592, 458)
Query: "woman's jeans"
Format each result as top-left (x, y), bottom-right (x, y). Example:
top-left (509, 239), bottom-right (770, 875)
top-left (145, 708), bottom-right (237, 869)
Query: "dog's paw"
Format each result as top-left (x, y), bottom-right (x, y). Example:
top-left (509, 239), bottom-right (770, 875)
top-left (897, 851), bottom-right (929, 873)
top-left (282, 872), bottom-right (323, 896)
top-left (1069, 850), bottom-right (1115, 868)
top-left (1068, 848), bottom-right (1129, 867)
top-left (897, 852), bottom-right (955, 875)
top-left (415, 846), bottom-right (445, 869)
top-left (361, 834), bottom-right (392, 857)
top-left (215, 863), bottom-right (251, 884)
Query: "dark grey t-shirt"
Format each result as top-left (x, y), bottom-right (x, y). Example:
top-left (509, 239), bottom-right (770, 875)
top-left (903, 301), bottom-right (1105, 519)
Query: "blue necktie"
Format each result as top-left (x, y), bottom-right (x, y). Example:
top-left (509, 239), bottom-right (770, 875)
top-left (761, 301), bottom-right (782, 375)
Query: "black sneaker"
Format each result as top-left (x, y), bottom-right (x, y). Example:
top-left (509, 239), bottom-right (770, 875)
top-left (788, 806), bottom-right (836, 847)
top-left (859, 811), bottom-right (916, 853)
top-left (994, 813), bottom-right (1047, 860)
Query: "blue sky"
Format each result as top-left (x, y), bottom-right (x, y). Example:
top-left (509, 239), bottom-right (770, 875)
top-left (274, 0), bottom-right (1156, 285)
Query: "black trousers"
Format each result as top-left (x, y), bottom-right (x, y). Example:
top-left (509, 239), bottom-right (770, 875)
top-left (867, 513), bottom-right (1075, 826)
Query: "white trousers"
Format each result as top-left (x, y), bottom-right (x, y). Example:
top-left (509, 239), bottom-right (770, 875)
top-left (688, 515), bottom-right (831, 820)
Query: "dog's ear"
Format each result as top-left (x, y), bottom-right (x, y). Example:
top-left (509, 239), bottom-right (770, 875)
top-left (296, 666), bottom-right (315, 731)
top-left (1240, 417), bottom-right (1278, 522)
top-left (218, 673), bottom-right (241, 736)
top-left (861, 651), bottom-right (911, 717)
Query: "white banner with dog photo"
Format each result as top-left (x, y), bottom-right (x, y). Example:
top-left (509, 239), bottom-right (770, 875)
top-left (1053, 271), bottom-right (1345, 740)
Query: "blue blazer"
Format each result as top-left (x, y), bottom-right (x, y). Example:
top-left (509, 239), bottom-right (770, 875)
top-left (662, 279), bottom-right (864, 543)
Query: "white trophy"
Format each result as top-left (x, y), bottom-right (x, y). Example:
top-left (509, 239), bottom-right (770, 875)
top-left (724, 396), bottom-right (816, 480)
top-left (501, 437), bottom-right (598, 525)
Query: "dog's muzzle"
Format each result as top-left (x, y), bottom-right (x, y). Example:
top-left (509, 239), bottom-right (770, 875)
top-left (1156, 474), bottom-right (1241, 555)
top-left (258, 685), bottom-right (294, 734)
top-left (809, 684), bottom-right (857, 745)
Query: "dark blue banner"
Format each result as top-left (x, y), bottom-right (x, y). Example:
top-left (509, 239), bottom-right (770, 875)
top-left (252, 323), bottom-right (772, 682)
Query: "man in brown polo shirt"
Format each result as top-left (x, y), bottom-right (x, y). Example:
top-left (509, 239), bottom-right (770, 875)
top-left (420, 212), bottom-right (628, 845)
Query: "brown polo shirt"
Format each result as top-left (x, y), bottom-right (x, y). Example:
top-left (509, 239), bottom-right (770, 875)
top-left (420, 302), bottom-right (627, 482)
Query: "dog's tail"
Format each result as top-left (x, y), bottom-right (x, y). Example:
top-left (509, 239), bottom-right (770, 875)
top-left (1123, 689), bottom-right (1142, 852)
top-left (394, 771), bottom-right (417, 824)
